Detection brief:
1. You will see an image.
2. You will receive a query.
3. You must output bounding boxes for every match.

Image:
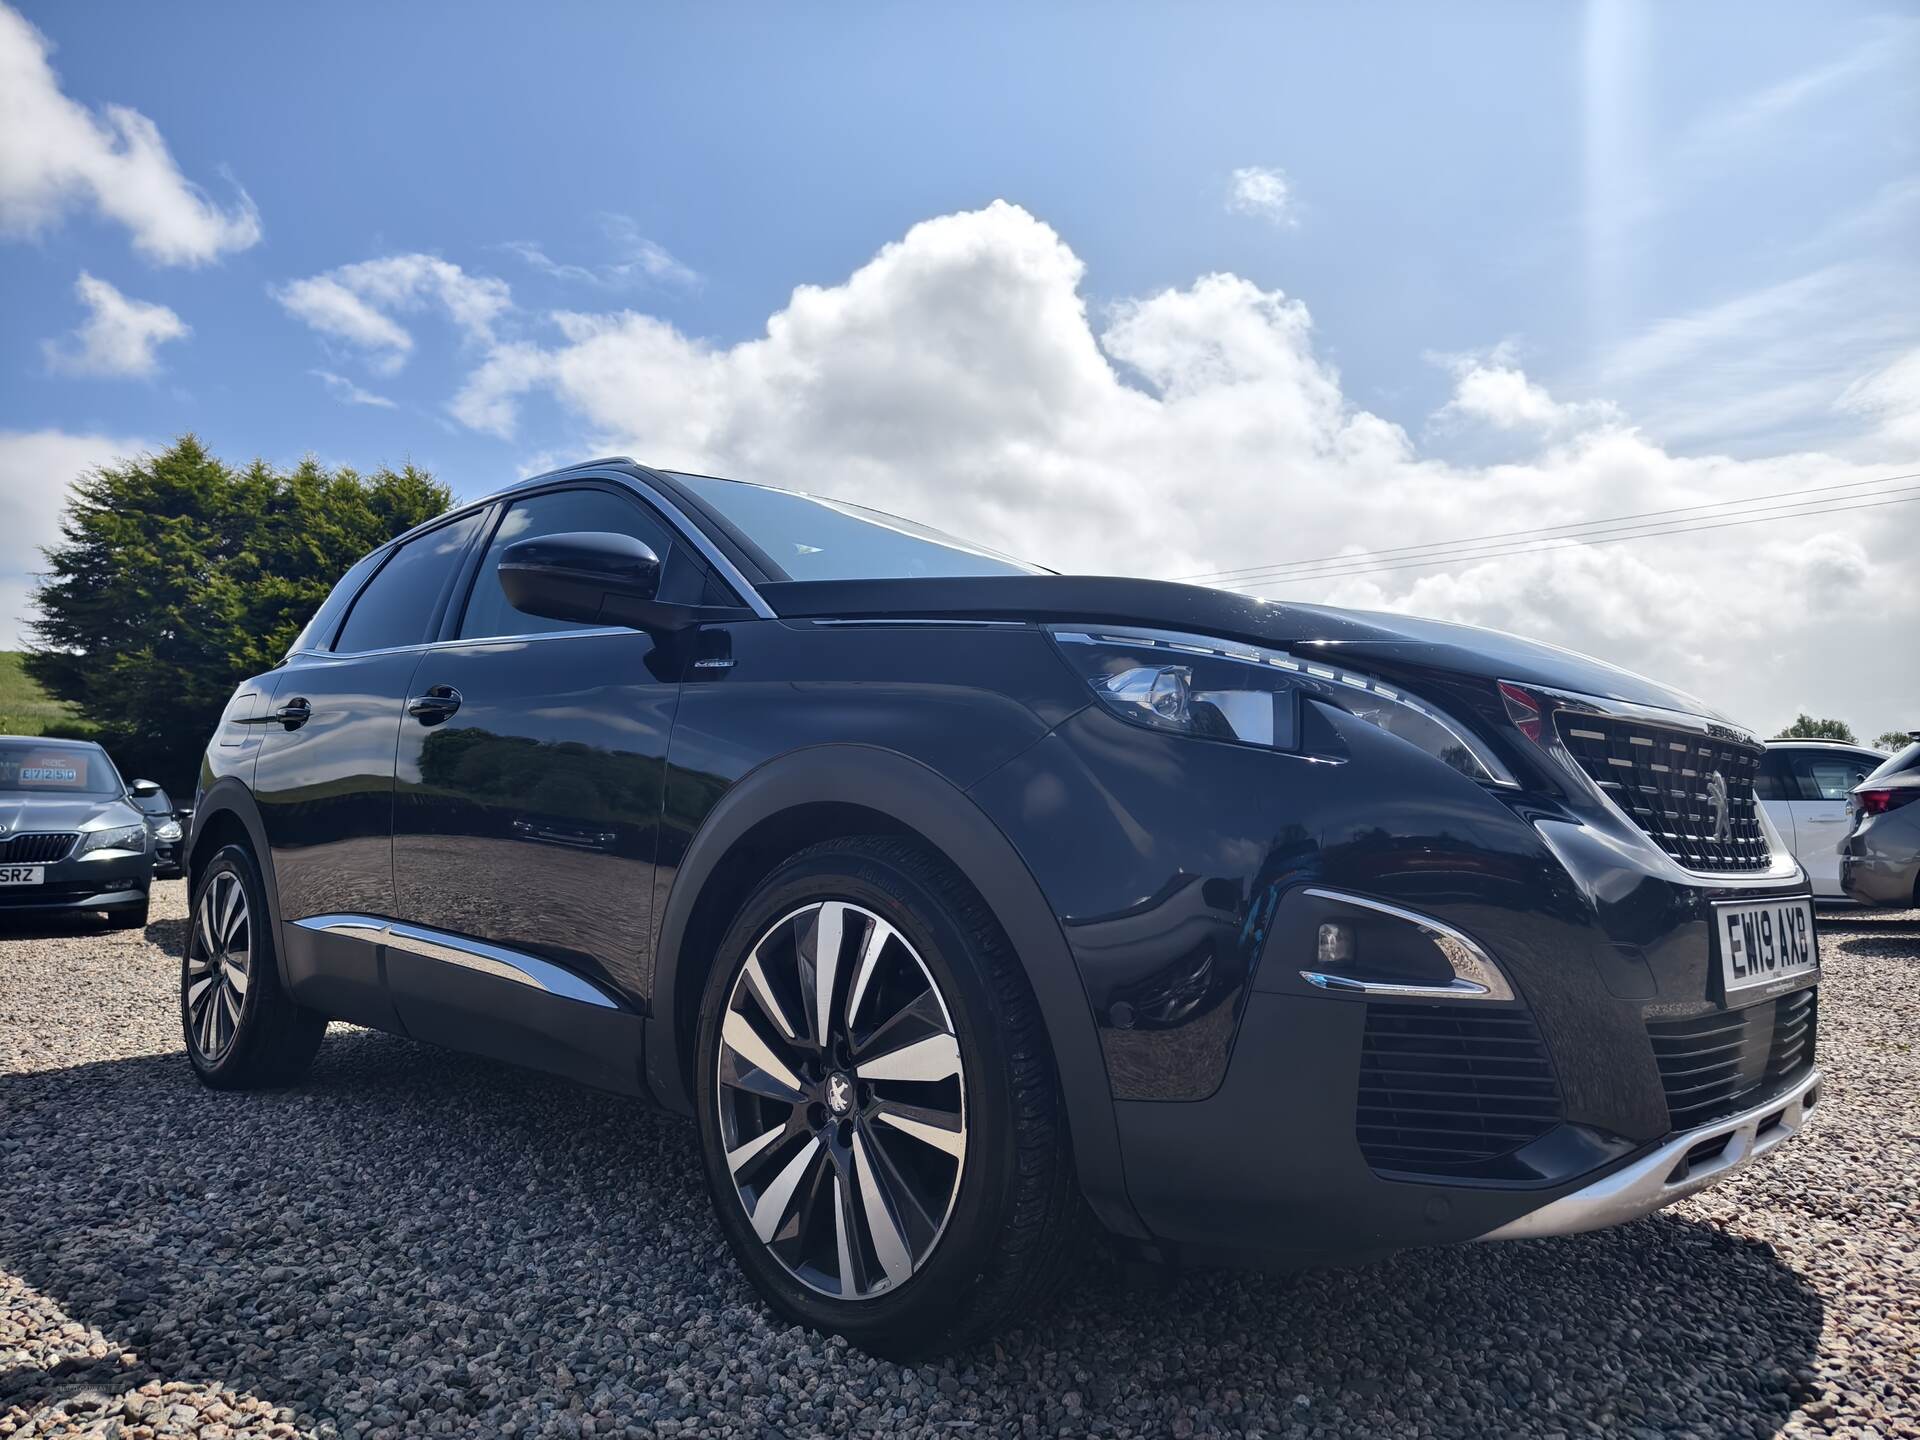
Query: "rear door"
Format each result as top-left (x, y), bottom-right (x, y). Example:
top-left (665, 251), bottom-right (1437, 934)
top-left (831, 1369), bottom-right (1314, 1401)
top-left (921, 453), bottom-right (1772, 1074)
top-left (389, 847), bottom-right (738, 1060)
top-left (1784, 749), bottom-right (1881, 897)
top-left (389, 482), bottom-right (701, 1021)
top-left (253, 508), bottom-right (488, 1025)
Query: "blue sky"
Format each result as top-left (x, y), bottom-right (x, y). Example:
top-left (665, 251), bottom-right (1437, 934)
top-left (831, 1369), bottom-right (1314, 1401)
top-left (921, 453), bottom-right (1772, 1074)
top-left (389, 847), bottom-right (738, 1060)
top-left (1, 2), bottom-right (1916, 734)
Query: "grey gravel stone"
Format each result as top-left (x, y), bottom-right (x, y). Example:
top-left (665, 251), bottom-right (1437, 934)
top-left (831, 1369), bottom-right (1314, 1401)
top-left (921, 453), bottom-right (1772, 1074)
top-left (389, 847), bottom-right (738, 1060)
top-left (4, 884), bottom-right (1918, 1437)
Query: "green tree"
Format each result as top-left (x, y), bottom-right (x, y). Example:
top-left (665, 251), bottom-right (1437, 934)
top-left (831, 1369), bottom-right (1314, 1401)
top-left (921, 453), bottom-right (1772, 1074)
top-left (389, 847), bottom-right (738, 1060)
top-left (25, 435), bottom-right (449, 795)
top-left (1774, 714), bottom-right (1858, 744)
top-left (1876, 729), bottom-right (1916, 752)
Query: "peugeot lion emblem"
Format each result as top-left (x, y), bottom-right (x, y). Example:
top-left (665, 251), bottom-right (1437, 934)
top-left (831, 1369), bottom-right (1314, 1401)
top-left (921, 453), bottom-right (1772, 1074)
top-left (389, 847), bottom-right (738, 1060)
top-left (1707, 770), bottom-right (1732, 841)
top-left (827, 1073), bottom-right (852, 1115)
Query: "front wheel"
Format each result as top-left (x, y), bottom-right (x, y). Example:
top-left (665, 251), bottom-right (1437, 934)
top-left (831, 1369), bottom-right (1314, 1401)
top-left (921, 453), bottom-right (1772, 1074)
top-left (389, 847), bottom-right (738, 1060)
top-left (183, 845), bottom-right (326, 1089)
top-left (694, 836), bottom-right (1080, 1358)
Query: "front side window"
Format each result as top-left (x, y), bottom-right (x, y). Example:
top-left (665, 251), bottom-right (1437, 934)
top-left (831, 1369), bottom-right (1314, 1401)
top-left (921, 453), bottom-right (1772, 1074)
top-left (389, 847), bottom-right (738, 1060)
top-left (333, 510), bottom-right (486, 654)
top-left (668, 472), bottom-right (1043, 582)
top-left (456, 487), bottom-right (681, 640)
top-left (0, 742), bottom-right (124, 796)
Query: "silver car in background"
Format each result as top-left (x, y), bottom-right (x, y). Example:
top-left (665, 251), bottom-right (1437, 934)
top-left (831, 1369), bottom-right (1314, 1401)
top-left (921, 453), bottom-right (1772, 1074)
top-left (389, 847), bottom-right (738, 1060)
top-left (1758, 740), bottom-right (1887, 901)
top-left (1842, 733), bottom-right (1920, 908)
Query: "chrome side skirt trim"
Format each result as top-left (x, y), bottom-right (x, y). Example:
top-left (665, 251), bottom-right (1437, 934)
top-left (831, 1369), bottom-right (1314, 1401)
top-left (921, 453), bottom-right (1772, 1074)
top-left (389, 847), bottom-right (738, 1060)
top-left (1478, 1067), bottom-right (1821, 1241)
top-left (290, 914), bottom-right (619, 1008)
top-left (1298, 888), bottom-right (1515, 1002)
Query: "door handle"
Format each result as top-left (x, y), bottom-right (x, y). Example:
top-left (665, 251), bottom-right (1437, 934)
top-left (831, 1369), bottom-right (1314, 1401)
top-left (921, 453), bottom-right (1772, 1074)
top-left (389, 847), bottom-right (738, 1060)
top-left (238, 697), bottom-right (311, 730)
top-left (407, 685), bottom-right (462, 725)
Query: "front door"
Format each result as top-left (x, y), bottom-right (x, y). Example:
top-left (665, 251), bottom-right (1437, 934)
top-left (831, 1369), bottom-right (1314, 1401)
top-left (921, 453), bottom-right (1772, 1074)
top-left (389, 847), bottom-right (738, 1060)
top-left (390, 484), bottom-right (690, 1006)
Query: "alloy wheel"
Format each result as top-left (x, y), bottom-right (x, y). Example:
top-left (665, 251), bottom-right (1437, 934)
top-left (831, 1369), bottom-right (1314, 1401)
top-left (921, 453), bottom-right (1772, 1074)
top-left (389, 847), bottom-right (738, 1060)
top-left (187, 870), bottom-right (252, 1064)
top-left (716, 900), bottom-right (967, 1299)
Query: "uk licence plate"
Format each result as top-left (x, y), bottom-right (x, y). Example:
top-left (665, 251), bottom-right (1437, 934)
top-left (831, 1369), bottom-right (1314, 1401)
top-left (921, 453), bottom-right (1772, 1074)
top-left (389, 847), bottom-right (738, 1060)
top-left (1715, 896), bottom-right (1817, 996)
top-left (0, 865), bottom-right (45, 885)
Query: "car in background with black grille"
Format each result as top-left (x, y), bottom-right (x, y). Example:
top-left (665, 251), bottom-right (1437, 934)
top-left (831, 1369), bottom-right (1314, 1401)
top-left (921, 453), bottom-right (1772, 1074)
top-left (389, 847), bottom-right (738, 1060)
top-left (181, 459), bottom-right (1824, 1355)
top-left (0, 734), bottom-right (153, 928)
top-left (1841, 733), bottom-right (1920, 907)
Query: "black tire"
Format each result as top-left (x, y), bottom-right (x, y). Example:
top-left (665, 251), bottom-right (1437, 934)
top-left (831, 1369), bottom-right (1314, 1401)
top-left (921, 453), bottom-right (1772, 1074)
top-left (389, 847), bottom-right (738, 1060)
top-left (694, 836), bottom-right (1080, 1358)
top-left (105, 898), bottom-right (149, 930)
top-left (183, 844), bottom-right (327, 1090)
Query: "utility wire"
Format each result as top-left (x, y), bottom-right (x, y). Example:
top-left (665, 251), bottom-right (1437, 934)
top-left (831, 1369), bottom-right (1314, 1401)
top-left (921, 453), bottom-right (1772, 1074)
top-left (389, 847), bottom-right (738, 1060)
top-left (1213, 490), bottom-right (1920, 594)
top-left (1173, 469), bottom-right (1920, 585)
top-left (1211, 484), bottom-right (1920, 588)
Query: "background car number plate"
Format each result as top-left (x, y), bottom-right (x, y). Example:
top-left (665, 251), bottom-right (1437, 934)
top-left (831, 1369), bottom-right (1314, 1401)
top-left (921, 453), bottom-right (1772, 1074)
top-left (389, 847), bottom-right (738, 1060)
top-left (1715, 897), bottom-right (1817, 995)
top-left (0, 865), bottom-right (46, 885)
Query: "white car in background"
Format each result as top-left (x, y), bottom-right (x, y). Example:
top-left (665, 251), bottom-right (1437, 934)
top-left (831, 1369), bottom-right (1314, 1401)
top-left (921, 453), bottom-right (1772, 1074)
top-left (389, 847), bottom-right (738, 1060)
top-left (1759, 740), bottom-right (1888, 901)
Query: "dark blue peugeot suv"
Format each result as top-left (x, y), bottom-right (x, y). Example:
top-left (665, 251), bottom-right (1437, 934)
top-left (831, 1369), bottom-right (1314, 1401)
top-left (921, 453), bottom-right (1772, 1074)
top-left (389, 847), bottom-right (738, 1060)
top-left (186, 458), bottom-right (1821, 1355)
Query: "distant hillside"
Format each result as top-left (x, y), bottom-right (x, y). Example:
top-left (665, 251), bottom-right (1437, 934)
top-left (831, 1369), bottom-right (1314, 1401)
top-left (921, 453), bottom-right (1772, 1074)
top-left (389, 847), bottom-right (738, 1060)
top-left (0, 651), bottom-right (94, 738)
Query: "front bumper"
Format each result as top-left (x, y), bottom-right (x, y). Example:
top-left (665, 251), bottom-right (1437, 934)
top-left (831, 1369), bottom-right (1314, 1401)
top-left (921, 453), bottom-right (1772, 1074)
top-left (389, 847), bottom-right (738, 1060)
top-left (1480, 1066), bottom-right (1821, 1240)
top-left (0, 858), bottom-right (151, 913)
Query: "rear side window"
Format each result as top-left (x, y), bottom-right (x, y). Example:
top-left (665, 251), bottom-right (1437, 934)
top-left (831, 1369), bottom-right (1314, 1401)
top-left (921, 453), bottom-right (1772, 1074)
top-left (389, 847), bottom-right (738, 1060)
top-left (456, 486), bottom-right (689, 640)
top-left (1868, 742), bottom-right (1920, 782)
top-left (333, 511), bottom-right (486, 654)
top-left (287, 551), bottom-right (383, 656)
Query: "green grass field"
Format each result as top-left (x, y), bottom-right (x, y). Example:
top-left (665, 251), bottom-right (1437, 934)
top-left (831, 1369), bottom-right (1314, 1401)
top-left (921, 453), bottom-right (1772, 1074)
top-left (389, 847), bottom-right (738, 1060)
top-left (0, 651), bottom-right (93, 738)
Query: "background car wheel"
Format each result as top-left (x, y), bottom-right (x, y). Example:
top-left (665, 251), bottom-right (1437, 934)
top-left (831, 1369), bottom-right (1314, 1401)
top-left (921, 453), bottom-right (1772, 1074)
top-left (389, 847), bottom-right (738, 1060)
top-left (183, 844), bottom-right (327, 1090)
top-left (695, 836), bottom-right (1080, 1358)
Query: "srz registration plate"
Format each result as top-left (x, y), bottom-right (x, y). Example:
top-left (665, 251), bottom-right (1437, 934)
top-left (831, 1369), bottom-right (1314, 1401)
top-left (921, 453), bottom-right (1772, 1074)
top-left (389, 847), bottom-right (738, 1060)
top-left (1715, 896), bottom-right (1817, 997)
top-left (0, 865), bottom-right (45, 885)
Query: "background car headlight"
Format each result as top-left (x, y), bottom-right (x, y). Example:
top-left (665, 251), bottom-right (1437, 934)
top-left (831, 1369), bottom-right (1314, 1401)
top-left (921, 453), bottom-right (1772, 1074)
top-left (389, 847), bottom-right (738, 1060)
top-left (154, 820), bottom-right (183, 841)
top-left (1049, 625), bottom-right (1514, 785)
top-left (80, 824), bottom-right (147, 855)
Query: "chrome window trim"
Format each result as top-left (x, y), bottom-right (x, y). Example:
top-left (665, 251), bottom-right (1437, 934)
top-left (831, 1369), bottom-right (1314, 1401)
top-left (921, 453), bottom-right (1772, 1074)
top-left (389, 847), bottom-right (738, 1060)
top-left (1297, 887), bottom-right (1515, 1003)
top-left (290, 914), bottom-right (619, 1008)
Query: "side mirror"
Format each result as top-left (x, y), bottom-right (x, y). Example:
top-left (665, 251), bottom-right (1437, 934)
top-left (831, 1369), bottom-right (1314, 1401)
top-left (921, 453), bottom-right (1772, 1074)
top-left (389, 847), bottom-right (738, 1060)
top-left (497, 530), bottom-right (757, 635)
top-left (129, 779), bottom-right (161, 798)
top-left (498, 531), bottom-right (663, 628)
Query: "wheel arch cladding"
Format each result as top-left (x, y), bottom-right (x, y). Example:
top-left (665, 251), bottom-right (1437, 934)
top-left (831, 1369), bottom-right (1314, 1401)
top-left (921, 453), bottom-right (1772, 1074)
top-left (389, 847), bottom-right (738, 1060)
top-left (646, 743), bottom-right (1146, 1239)
top-left (185, 780), bottom-right (290, 982)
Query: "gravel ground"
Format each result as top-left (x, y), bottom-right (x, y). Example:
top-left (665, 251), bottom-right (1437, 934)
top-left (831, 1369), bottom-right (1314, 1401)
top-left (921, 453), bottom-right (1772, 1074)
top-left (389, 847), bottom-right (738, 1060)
top-left (3, 882), bottom-right (1917, 1440)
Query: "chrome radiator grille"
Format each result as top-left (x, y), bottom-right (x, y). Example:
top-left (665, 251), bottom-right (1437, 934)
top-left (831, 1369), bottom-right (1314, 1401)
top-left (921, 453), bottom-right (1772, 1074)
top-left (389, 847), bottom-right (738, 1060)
top-left (1557, 715), bottom-right (1770, 873)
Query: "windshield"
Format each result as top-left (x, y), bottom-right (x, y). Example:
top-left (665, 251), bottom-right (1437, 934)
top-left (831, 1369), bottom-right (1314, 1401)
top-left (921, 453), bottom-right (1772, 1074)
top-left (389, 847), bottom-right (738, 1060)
top-left (1866, 742), bottom-right (1920, 782)
top-left (0, 742), bottom-right (124, 797)
top-left (667, 472), bottom-right (1045, 582)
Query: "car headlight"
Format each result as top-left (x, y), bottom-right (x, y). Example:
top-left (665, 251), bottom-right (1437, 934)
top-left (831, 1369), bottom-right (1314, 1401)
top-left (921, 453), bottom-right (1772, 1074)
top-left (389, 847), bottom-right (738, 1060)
top-left (1048, 625), bottom-right (1515, 785)
top-left (155, 820), bottom-right (183, 841)
top-left (79, 824), bottom-right (147, 855)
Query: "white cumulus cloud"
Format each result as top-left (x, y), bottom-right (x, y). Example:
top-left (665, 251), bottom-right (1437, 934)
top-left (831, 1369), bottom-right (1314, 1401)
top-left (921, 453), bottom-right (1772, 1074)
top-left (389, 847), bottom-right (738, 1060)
top-left (275, 254), bottom-right (511, 375)
top-left (0, 3), bottom-right (260, 265)
top-left (1226, 166), bottom-right (1297, 227)
top-left (0, 428), bottom-right (150, 647)
top-left (447, 201), bottom-right (1917, 737)
top-left (42, 272), bottom-right (188, 377)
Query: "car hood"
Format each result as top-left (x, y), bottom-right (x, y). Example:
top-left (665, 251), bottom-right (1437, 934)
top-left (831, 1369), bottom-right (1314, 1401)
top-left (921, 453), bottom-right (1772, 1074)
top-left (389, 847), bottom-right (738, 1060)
top-left (762, 575), bottom-right (1727, 721)
top-left (0, 794), bottom-right (142, 834)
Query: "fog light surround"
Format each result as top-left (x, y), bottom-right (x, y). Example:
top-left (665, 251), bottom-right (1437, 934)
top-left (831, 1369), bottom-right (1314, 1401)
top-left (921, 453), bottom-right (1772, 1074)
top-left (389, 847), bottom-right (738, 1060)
top-left (1297, 888), bottom-right (1514, 1002)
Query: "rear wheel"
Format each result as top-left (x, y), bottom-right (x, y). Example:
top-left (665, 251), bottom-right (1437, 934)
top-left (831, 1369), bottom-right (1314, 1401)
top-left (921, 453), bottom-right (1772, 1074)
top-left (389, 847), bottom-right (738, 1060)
top-left (694, 836), bottom-right (1079, 1357)
top-left (183, 844), bottom-right (326, 1089)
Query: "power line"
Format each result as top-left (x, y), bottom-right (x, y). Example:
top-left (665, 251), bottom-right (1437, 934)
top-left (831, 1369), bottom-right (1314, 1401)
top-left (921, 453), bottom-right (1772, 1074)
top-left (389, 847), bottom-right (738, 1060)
top-left (1216, 490), bottom-right (1920, 594)
top-left (1210, 484), bottom-right (1920, 588)
top-left (1173, 469), bottom-right (1920, 585)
